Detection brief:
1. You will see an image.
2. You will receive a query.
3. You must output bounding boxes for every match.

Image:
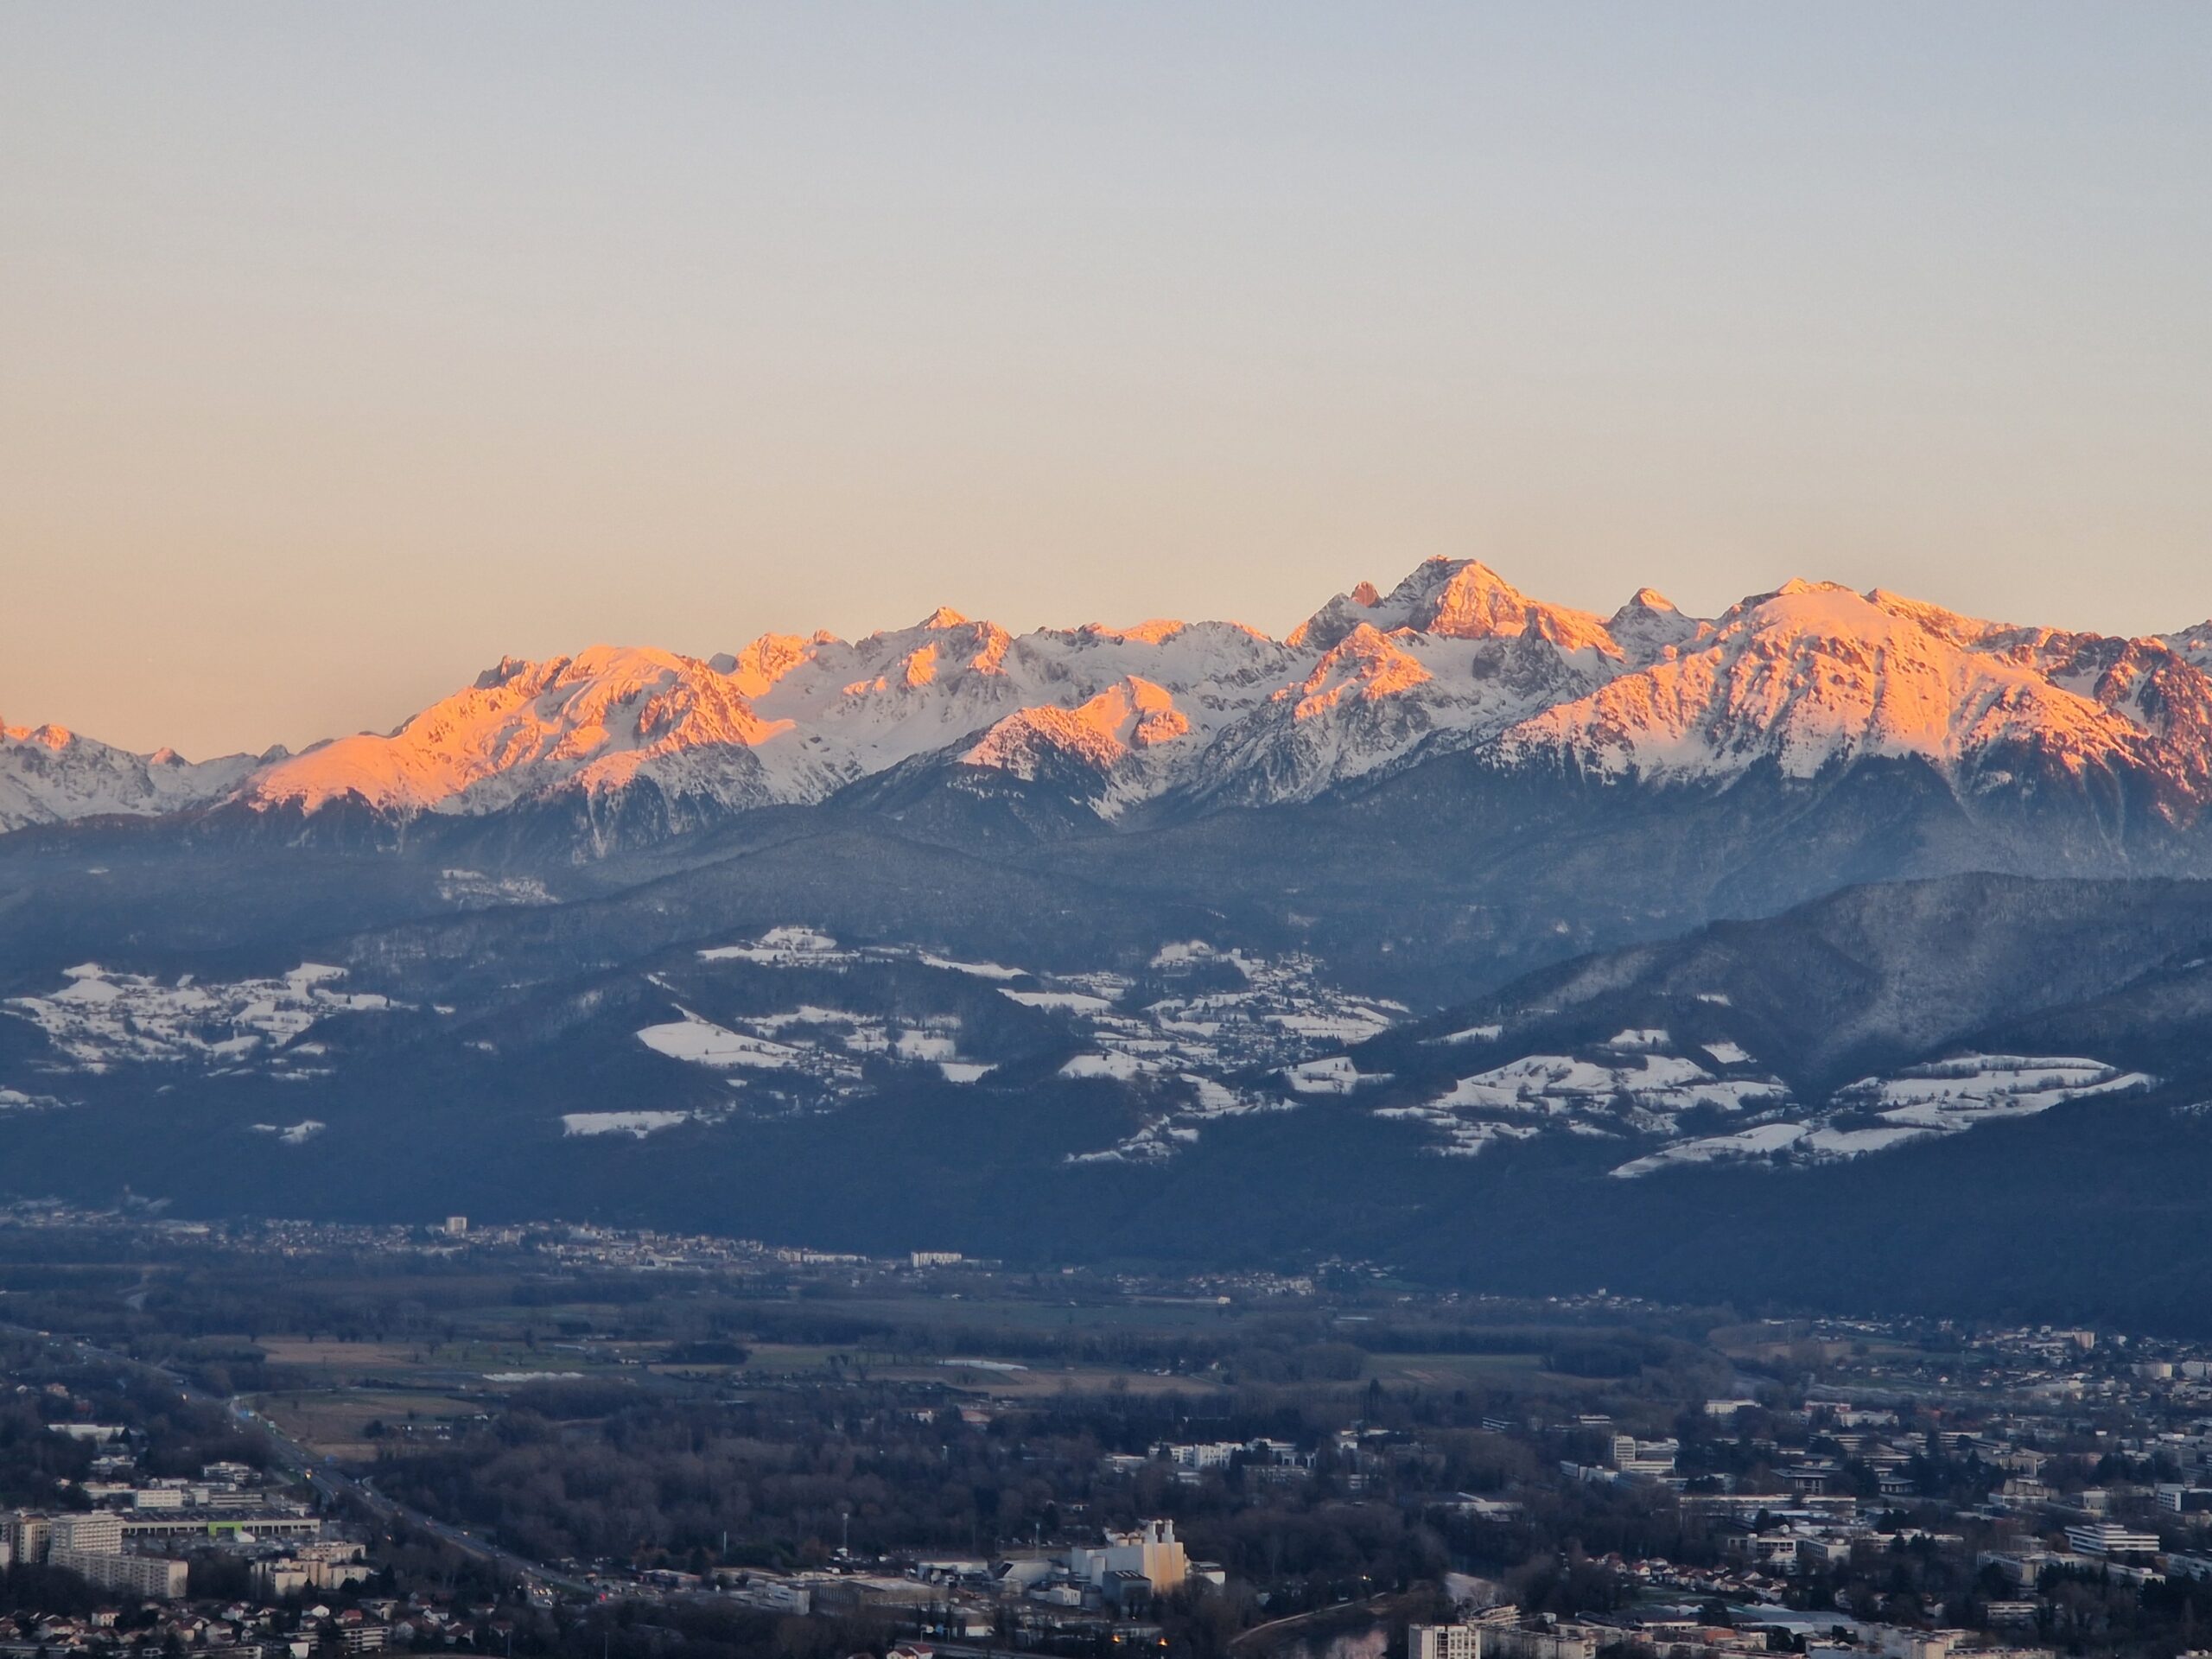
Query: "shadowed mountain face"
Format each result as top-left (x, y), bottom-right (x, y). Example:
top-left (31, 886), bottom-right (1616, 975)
top-left (10, 563), bottom-right (2212, 1329)
top-left (1377, 872), bottom-right (2212, 1097)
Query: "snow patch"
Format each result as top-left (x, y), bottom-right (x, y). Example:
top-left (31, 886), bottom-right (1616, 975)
top-left (1000, 988), bottom-right (1116, 1013)
top-left (563, 1110), bottom-right (692, 1138)
top-left (1281, 1056), bottom-right (1389, 1095)
top-left (250, 1120), bottom-right (326, 1146)
top-left (918, 952), bottom-right (1026, 981)
top-left (1060, 1052), bottom-right (1147, 1081)
top-left (698, 925), bottom-right (849, 964)
top-left (636, 1015), bottom-right (799, 1069)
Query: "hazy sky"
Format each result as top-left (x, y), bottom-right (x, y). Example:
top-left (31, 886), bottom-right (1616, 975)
top-left (3, 3), bottom-right (2209, 757)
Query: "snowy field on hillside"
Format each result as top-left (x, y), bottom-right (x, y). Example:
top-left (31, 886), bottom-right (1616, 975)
top-left (5, 963), bottom-right (396, 1075)
top-left (1608, 1054), bottom-right (2156, 1178)
top-left (1411, 1035), bottom-right (1789, 1143)
top-left (563, 1110), bottom-right (693, 1138)
top-left (666, 929), bottom-right (1411, 1162)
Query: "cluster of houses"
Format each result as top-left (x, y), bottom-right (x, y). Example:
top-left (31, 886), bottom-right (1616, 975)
top-left (1413, 1604), bottom-right (2062, 1659)
top-left (1423, 1320), bottom-right (2212, 1656)
top-left (1120, 1427), bottom-right (1410, 1492)
top-left (0, 1592), bottom-right (541, 1659)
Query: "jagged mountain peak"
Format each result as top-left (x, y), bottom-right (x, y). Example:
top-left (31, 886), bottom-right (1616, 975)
top-left (2, 720), bottom-right (75, 751)
top-left (249, 644), bottom-right (789, 816)
top-left (1285, 583), bottom-right (1381, 652)
top-left (963, 676), bottom-right (1192, 786)
top-left (715, 632), bottom-right (830, 697)
top-left (1290, 557), bottom-right (1620, 658)
top-left (1606, 588), bottom-right (1707, 662)
top-left (1386, 555), bottom-right (1522, 603)
top-left (1277, 622), bottom-right (1433, 718)
top-left (1404, 560), bottom-right (1534, 632)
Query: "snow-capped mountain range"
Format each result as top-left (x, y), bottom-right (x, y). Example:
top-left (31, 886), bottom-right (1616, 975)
top-left (0, 720), bottom-right (273, 835)
top-left (10, 558), bottom-right (2212, 837)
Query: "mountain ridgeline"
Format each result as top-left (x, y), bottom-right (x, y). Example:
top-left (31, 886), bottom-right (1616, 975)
top-left (11, 557), bottom-right (2212, 851)
top-left (7, 559), bottom-right (2212, 1328)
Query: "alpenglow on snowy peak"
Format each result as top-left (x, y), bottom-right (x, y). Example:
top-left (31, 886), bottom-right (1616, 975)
top-left (9, 557), bottom-right (2212, 837)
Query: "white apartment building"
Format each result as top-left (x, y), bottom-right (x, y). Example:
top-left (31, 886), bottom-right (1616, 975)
top-left (2067, 1522), bottom-right (2161, 1556)
top-left (49, 1512), bottom-right (125, 1553)
top-left (1481, 1625), bottom-right (1601, 1659)
top-left (1609, 1433), bottom-right (1680, 1477)
top-left (2, 1513), bottom-right (50, 1563)
top-left (1156, 1440), bottom-right (1242, 1471)
top-left (1412, 1625), bottom-right (1479, 1659)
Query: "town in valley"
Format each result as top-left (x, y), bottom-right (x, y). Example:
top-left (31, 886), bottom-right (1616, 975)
top-left (2, 1211), bottom-right (2210, 1659)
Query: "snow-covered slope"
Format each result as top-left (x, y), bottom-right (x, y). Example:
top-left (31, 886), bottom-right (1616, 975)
top-left (1497, 581), bottom-right (2212, 807)
top-left (0, 721), bottom-right (267, 834)
top-left (2164, 621), bottom-right (2212, 670)
top-left (14, 563), bottom-right (2212, 838)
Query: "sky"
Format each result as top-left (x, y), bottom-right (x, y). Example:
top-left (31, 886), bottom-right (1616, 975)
top-left (3, 4), bottom-right (2209, 758)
